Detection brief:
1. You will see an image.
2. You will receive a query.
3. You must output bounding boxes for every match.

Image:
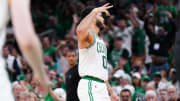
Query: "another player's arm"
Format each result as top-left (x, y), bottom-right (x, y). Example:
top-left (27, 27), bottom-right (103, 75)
top-left (76, 3), bottom-right (112, 48)
top-left (106, 81), bottom-right (120, 101)
top-left (10, 0), bottom-right (49, 94)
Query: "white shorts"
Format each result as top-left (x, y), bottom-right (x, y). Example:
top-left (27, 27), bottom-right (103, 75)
top-left (0, 59), bottom-right (14, 101)
top-left (77, 78), bottom-right (110, 101)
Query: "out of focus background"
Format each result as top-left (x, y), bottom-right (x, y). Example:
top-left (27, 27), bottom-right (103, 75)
top-left (4, 0), bottom-right (180, 101)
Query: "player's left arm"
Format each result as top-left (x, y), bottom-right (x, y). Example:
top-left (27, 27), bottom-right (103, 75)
top-left (105, 81), bottom-right (120, 101)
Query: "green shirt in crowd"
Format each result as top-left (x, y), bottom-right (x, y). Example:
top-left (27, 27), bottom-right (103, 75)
top-left (110, 49), bottom-right (124, 67)
top-left (132, 27), bottom-right (145, 55)
top-left (156, 5), bottom-right (178, 32)
top-left (48, 62), bottom-right (58, 70)
top-left (43, 93), bottom-right (54, 101)
top-left (43, 46), bottom-right (56, 55)
top-left (132, 87), bottom-right (145, 101)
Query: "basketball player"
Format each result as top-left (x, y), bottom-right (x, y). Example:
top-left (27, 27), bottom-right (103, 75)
top-left (77, 3), bottom-right (119, 101)
top-left (0, 0), bottom-right (63, 100)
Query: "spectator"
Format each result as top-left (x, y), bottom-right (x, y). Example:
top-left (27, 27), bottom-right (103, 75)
top-left (3, 45), bottom-right (14, 71)
top-left (158, 87), bottom-right (168, 101)
top-left (132, 75), bottom-right (151, 101)
top-left (131, 57), bottom-right (147, 75)
top-left (116, 18), bottom-right (136, 56)
top-left (148, 27), bottom-right (170, 77)
top-left (42, 36), bottom-right (56, 56)
top-left (11, 47), bottom-right (23, 81)
top-left (56, 74), bottom-right (65, 89)
top-left (112, 49), bottom-right (130, 74)
top-left (156, 0), bottom-right (178, 33)
top-left (113, 71), bottom-right (134, 96)
top-left (145, 90), bottom-right (157, 101)
top-left (168, 85), bottom-right (180, 101)
top-left (146, 82), bottom-right (156, 91)
top-left (120, 88), bottom-right (132, 101)
top-left (57, 45), bottom-right (69, 75)
top-left (151, 72), bottom-right (162, 89)
top-left (13, 83), bottom-right (26, 101)
top-left (109, 36), bottom-right (124, 67)
top-left (44, 54), bottom-right (57, 70)
top-left (132, 72), bottom-right (141, 89)
top-left (169, 68), bottom-right (180, 95)
top-left (48, 70), bottom-right (57, 81)
top-left (3, 45), bottom-right (15, 80)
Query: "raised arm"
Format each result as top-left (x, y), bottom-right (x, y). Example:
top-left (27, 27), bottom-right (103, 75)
top-left (129, 9), bottom-right (139, 31)
top-left (76, 3), bottom-right (112, 48)
top-left (10, 0), bottom-right (49, 95)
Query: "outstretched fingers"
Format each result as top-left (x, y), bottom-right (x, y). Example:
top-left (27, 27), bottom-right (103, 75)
top-left (105, 5), bottom-right (113, 9)
top-left (101, 9), bottom-right (110, 16)
top-left (102, 3), bottom-right (110, 7)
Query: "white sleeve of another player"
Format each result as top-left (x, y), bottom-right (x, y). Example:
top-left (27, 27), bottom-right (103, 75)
top-left (0, 0), bottom-right (9, 31)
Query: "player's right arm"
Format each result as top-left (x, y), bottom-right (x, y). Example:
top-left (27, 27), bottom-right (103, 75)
top-left (9, 0), bottom-right (49, 96)
top-left (76, 3), bottom-right (112, 49)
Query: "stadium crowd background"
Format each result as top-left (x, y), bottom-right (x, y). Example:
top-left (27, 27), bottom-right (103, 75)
top-left (3, 0), bottom-right (180, 101)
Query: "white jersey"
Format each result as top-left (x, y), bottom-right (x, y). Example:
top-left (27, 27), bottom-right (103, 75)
top-left (78, 30), bottom-right (108, 81)
top-left (0, 0), bottom-right (14, 101)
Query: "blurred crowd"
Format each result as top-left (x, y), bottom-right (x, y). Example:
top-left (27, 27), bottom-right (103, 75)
top-left (3, 0), bottom-right (180, 101)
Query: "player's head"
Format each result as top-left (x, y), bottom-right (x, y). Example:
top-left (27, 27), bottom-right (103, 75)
top-left (66, 49), bottom-right (77, 69)
top-left (80, 6), bottom-right (105, 30)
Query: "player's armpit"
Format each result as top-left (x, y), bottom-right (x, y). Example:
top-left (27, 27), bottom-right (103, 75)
top-left (78, 31), bottom-right (95, 49)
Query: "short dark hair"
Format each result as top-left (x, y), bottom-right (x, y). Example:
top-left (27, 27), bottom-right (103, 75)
top-left (66, 49), bottom-right (77, 56)
top-left (121, 49), bottom-right (129, 60)
top-left (120, 89), bottom-right (131, 96)
top-left (115, 36), bottom-right (123, 41)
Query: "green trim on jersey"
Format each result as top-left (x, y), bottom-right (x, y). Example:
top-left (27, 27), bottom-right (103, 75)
top-left (88, 80), bottom-right (94, 101)
top-left (87, 30), bottom-right (96, 49)
top-left (82, 76), bottom-right (104, 83)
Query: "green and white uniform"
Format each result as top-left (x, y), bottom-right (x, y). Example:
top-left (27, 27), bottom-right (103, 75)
top-left (78, 30), bottom-right (110, 101)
